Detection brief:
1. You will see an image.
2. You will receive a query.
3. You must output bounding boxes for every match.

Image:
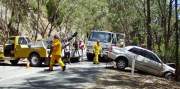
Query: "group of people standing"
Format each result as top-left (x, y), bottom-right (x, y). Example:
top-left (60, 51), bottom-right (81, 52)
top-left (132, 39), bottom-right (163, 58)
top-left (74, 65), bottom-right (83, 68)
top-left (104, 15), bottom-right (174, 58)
top-left (48, 34), bottom-right (102, 71)
top-left (63, 38), bottom-right (85, 64)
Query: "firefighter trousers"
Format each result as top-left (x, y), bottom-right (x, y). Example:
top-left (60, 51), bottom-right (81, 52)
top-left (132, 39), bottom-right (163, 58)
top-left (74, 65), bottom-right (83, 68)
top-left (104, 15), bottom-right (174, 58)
top-left (50, 55), bottom-right (65, 70)
top-left (93, 53), bottom-right (99, 64)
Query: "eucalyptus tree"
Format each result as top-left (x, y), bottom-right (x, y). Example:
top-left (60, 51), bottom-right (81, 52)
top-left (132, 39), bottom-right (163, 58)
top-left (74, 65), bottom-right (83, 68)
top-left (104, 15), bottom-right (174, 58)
top-left (0, 0), bottom-right (30, 36)
top-left (175, 0), bottom-right (179, 81)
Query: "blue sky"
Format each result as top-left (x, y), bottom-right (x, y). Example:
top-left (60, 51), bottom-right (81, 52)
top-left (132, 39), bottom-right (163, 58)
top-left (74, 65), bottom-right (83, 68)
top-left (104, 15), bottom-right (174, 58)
top-left (174, 0), bottom-right (180, 5)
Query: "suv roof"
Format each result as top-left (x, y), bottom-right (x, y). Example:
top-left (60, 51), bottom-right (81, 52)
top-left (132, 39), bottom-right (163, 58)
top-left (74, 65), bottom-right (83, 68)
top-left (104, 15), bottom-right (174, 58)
top-left (125, 46), bottom-right (160, 58)
top-left (125, 46), bottom-right (150, 52)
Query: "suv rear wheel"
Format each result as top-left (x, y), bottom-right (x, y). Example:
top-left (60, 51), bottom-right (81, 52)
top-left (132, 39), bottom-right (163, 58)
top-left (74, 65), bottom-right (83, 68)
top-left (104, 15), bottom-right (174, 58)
top-left (28, 53), bottom-right (42, 67)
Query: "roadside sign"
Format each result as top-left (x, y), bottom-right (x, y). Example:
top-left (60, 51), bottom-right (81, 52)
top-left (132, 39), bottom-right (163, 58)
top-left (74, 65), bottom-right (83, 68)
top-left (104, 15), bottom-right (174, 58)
top-left (131, 56), bottom-right (136, 77)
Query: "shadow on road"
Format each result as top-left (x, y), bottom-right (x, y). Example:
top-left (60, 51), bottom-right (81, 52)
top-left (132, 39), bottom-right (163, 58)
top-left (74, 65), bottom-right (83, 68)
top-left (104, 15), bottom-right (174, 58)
top-left (0, 67), bottom-right (104, 89)
top-left (0, 62), bottom-right (27, 67)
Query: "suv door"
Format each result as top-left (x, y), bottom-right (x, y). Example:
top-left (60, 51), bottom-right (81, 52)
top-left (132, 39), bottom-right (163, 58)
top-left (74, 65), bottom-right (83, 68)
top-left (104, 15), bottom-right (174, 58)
top-left (129, 47), bottom-right (163, 75)
top-left (15, 37), bottom-right (29, 58)
top-left (4, 37), bottom-right (15, 57)
top-left (128, 48), bottom-right (147, 71)
top-left (141, 50), bottom-right (163, 75)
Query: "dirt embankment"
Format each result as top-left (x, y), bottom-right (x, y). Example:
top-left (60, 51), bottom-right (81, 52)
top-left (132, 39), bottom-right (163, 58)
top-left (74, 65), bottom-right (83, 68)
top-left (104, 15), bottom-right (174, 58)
top-left (91, 68), bottom-right (180, 89)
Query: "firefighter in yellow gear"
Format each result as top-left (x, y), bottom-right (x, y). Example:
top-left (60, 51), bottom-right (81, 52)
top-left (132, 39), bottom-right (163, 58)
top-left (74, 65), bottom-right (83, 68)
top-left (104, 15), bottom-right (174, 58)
top-left (93, 40), bottom-right (102, 64)
top-left (49, 35), bottom-right (66, 71)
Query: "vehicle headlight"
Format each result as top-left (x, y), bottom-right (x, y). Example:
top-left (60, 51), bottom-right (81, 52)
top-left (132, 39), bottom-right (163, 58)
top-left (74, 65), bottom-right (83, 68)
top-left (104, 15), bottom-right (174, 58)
top-left (120, 42), bottom-right (124, 45)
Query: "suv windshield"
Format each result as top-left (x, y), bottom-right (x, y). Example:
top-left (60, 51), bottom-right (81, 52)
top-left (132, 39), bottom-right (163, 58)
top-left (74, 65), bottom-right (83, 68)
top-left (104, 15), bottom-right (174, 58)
top-left (88, 32), bottom-right (112, 43)
top-left (18, 37), bottom-right (30, 45)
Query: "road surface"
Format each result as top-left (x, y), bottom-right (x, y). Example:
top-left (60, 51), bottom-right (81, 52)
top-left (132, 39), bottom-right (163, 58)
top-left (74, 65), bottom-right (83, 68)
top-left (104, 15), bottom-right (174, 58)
top-left (0, 60), bottom-right (113, 89)
top-left (0, 60), bottom-right (179, 89)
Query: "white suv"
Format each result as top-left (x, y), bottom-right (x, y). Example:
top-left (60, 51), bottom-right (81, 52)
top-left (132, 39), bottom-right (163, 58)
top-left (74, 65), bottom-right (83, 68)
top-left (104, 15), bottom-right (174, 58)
top-left (108, 46), bottom-right (175, 79)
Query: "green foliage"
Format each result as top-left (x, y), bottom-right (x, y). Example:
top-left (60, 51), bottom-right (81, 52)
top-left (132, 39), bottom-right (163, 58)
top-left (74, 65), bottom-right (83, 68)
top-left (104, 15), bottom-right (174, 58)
top-left (0, 0), bottom-right (179, 62)
top-left (46, 0), bottom-right (61, 24)
top-left (132, 37), bottom-right (139, 46)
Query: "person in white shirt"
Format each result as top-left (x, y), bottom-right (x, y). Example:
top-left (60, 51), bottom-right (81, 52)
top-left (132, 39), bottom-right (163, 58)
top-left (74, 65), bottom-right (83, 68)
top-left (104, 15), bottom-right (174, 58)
top-left (64, 39), bottom-right (71, 64)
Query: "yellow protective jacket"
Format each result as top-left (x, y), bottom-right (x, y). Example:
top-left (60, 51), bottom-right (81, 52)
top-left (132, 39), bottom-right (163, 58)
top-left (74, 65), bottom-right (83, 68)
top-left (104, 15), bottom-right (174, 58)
top-left (93, 43), bottom-right (102, 55)
top-left (52, 39), bottom-right (62, 56)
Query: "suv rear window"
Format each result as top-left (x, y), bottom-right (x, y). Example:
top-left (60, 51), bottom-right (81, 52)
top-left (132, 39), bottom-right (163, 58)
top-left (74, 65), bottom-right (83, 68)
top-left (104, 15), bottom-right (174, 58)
top-left (128, 47), bottom-right (142, 55)
top-left (88, 32), bottom-right (112, 43)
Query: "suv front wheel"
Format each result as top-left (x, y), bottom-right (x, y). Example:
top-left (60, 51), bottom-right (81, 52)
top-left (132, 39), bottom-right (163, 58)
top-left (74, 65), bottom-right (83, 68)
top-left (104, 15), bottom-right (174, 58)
top-left (116, 59), bottom-right (127, 70)
top-left (164, 72), bottom-right (174, 80)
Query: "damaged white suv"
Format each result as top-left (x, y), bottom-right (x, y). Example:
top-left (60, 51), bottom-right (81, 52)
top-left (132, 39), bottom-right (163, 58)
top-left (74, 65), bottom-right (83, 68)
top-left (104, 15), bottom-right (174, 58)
top-left (108, 46), bottom-right (175, 79)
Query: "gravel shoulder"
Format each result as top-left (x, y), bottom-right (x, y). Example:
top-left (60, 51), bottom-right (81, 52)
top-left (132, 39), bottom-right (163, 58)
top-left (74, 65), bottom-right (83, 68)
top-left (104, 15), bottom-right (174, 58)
top-left (90, 67), bottom-right (180, 89)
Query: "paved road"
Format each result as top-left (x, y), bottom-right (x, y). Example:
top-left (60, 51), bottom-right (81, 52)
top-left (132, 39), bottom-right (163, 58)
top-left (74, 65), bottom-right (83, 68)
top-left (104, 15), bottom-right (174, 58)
top-left (0, 60), bottom-right (113, 89)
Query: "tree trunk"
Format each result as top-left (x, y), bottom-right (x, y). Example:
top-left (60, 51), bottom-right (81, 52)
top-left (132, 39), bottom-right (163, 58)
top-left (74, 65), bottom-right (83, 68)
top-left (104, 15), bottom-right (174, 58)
top-left (5, 1), bottom-right (8, 37)
top-left (161, 0), bottom-right (168, 63)
top-left (41, 22), bottom-right (50, 38)
top-left (48, 24), bottom-right (53, 37)
top-left (8, 8), bottom-right (15, 36)
top-left (1, 3), bottom-right (2, 18)
top-left (16, 21), bottom-right (20, 35)
top-left (146, 0), bottom-right (152, 50)
top-left (16, 14), bottom-right (21, 35)
top-left (175, 0), bottom-right (179, 81)
top-left (35, 0), bottom-right (40, 41)
top-left (167, 0), bottom-right (172, 40)
top-left (163, 0), bottom-right (173, 63)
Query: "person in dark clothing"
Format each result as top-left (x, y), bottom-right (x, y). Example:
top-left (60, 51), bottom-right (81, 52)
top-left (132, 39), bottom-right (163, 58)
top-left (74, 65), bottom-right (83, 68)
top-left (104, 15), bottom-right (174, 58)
top-left (72, 39), bottom-right (80, 57)
top-left (79, 40), bottom-right (84, 61)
